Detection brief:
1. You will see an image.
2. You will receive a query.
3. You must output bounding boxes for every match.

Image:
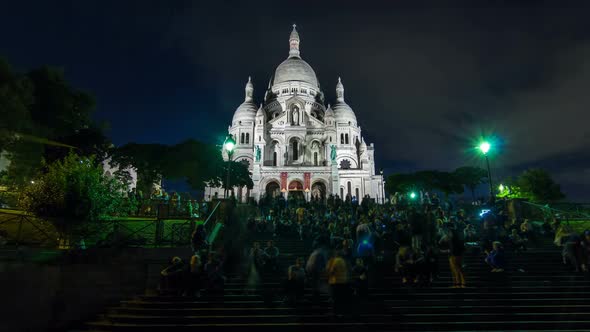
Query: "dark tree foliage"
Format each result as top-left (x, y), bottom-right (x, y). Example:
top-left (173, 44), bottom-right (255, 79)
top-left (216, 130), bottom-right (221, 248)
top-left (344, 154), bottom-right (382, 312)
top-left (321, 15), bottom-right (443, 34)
top-left (110, 139), bottom-right (253, 193)
top-left (110, 143), bottom-right (167, 194)
top-left (386, 170), bottom-right (463, 197)
top-left (453, 166), bottom-right (488, 200)
top-left (516, 168), bottom-right (565, 203)
top-left (0, 59), bottom-right (109, 186)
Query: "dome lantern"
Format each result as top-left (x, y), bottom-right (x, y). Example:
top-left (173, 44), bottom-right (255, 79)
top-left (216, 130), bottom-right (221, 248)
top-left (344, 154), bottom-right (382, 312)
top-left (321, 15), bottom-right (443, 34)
top-left (289, 24), bottom-right (300, 58)
top-left (336, 77), bottom-right (345, 102)
top-left (245, 76), bottom-right (254, 102)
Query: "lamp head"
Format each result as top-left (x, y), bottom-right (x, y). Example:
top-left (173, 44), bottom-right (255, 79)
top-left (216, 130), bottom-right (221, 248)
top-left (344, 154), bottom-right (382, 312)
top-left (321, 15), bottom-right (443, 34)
top-left (224, 135), bottom-right (236, 153)
top-left (479, 141), bottom-right (491, 155)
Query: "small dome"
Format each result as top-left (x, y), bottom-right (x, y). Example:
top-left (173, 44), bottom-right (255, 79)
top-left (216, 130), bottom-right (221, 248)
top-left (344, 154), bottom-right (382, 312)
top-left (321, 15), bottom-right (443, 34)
top-left (232, 77), bottom-right (257, 123)
top-left (273, 57), bottom-right (319, 88)
top-left (232, 101), bottom-right (257, 123)
top-left (333, 102), bottom-right (357, 123)
top-left (332, 77), bottom-right (356, 123)
top-left (325, 104), bottom-right (334, 117)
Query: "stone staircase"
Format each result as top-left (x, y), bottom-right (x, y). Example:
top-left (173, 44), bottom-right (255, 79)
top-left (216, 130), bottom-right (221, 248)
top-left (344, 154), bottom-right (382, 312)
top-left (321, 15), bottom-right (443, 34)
top-left (75, 234), bottom-right (590, 331)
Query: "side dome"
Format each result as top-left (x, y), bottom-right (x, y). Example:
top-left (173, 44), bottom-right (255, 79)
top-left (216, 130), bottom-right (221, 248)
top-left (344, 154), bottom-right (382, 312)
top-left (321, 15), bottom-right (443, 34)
top-left (232, 102), bottom-right (257, 123)
top-left (273, 57), bottom-right (319, 88)
top-left (333, 77), bottom-right (357, 123)
top-left (232, 77), bottom-right (257, 123)
top-left (333, 103), bottom-right (357, 123)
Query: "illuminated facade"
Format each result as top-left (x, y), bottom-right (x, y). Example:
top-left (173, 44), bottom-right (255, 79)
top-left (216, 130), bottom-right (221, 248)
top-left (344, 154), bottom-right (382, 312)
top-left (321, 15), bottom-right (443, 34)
top-left (205, 25), bottom-right (384, 202)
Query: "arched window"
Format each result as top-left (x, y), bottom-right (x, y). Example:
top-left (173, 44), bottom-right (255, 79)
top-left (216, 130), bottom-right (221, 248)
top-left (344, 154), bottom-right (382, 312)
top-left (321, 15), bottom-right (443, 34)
top-left (245, 133), bottom-right (250, 144)
top-left (240, 133), bottom-right (245, 144)
top-left (340, 187), bottom-right (344, 198)
top-left (314, 152), bottom-right (318, 166)
top-left (259, 136), bottom-right (261, 142)
top-left (355, 188), bottom-right (359, 199)
top-left (273, 152), bottom-right (277, 166)
top-left (340, 134), bottom-right (344, 144)
top-left (292, 140), bottom-right (299, 161)
top-left (347, 182), bottom-right (352, 197)
top-left (345, 134), bottom-right (349, 144)
top-left (329, 136), bottom-right (332, 142)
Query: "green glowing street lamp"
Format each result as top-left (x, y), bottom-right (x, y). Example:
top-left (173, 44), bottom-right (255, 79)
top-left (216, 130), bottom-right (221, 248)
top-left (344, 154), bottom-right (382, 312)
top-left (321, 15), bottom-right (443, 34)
top-left (498, 184), bottom-right (504, 192)
top-left (479, 142), bottom-right (491, 155)
top-left (478, 140), bottom-right (495, 204)
top-left (223, 135), bottom-right (236, 198)
top-left (410, 192), bottom-right (417, 200)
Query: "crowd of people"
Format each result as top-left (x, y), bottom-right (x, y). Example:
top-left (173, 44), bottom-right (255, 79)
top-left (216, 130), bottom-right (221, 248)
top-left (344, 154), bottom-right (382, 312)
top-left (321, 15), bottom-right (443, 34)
top-left (158, 192), bottom-right (590, 314)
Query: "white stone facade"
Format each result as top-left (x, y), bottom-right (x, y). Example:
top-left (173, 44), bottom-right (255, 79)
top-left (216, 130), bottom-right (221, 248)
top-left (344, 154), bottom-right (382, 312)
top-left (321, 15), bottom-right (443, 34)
top-left (205, 25), bottom-right (384, 203)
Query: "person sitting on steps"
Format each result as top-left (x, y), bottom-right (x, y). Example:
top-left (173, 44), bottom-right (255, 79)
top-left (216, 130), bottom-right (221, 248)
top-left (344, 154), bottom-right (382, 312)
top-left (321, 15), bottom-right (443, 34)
top-left (485, 241), bottom-right (506, 272)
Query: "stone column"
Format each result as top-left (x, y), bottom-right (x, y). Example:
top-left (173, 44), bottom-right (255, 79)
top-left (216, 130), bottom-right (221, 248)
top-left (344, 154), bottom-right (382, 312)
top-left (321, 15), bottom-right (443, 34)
top-left (331, 160), bottom-right (339, 196)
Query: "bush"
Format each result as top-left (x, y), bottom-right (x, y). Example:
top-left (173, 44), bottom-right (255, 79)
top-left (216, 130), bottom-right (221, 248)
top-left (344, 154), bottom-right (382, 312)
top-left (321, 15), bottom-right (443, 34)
top-left (19, 153), bottom-right (130, 237)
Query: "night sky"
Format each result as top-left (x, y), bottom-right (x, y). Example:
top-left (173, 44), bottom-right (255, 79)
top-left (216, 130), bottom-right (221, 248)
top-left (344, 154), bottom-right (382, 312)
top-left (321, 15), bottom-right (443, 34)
top-left (2, 1), bottom-right (590, 201)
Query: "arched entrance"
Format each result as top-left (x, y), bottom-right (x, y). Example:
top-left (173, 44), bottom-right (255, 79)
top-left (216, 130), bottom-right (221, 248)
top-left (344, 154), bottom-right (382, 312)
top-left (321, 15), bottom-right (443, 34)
top-left (265, 181), bottom-right (281, 198)
top-left (311, 181), bottom-right (327, 201)
top-left (288, 180), bottom-right (305, 201)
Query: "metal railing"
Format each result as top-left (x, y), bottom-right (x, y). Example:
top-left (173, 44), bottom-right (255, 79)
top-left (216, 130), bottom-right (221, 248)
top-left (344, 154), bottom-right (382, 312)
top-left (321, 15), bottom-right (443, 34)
top-left (0, 200), bottom-right (223, 249)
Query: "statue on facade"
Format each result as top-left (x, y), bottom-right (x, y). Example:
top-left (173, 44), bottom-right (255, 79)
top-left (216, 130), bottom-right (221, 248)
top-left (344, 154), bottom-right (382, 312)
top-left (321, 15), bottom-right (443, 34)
top-left (292, 107), bottom-right (299, 125)
top-left (330, 145), bottom-right (337, 161)
top-left (255, 145), bottom-right (261, 162)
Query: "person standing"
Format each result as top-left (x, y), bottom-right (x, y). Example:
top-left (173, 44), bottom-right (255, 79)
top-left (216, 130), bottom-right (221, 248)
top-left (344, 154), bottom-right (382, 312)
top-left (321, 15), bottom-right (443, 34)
top-left (440, 228), bottom-right (466, 288)
top-left (326, 250), bottom-right (350, 315)
top-left (285, 257), bottom-right (306, 305)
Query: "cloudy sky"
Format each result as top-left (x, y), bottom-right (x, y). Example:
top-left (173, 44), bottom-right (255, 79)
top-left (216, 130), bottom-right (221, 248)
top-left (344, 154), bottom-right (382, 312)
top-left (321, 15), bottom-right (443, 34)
top-left (2, 1), bottom-right (589, 200)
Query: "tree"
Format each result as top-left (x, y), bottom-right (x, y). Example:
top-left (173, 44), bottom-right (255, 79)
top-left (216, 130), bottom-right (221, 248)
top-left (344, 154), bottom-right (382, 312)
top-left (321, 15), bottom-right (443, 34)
top-left (163, 139), bottom-right (222, 190)
top-left (429, 171), bottom-right (463, 198)
top-left (386, 170), bottom-right (463, 198)
top-left (110, 139), bottom-right (231, 194)
top-left (208, 160), bottom-right (254, 192)
top-left (0, 58), bottom-right (34, 152)
top-left (18, 153), bottom-right (129, 239)
top-left (385, 173), bottom-right (416, 194)
top-left (453, 166), bottom-right (488, 200)
top-left (0, 60), bottom-right (109, 186)
top-left (516, 169), bottom-right (565, 203)
top-left (110, 143), bottom-right (167, 195)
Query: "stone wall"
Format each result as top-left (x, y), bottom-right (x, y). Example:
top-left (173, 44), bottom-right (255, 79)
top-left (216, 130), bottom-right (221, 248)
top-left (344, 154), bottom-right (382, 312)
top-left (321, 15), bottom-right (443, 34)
top-left (0, 252), bottom-right (149, 331)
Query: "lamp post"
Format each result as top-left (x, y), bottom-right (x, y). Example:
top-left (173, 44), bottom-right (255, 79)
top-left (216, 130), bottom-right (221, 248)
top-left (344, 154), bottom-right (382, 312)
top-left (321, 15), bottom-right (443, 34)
top-left (223, 135), bottom-right (236, 198)
top-left (380, 168), bottom-right (386, 204)
top-left (478, 141), bottom-right (495, 204)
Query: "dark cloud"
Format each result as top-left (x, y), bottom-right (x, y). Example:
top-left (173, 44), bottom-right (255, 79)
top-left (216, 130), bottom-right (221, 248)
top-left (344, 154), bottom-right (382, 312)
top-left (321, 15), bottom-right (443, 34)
top-left (2, 0), bottom-right (590, 200)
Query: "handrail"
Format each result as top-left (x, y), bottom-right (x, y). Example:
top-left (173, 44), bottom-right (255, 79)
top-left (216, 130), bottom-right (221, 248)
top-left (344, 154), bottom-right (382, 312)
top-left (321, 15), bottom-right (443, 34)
top-left (521, 201), bottom-right (590, 220)
top-left (203, 201), bottom-right (222, 227)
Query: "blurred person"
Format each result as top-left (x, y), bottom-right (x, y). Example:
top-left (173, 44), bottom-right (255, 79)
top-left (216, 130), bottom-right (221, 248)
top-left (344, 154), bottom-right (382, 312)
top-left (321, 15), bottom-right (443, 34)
top-left (485, 241), bottom-right (506, 272)
top-left (440, 229), bottom-right (466, 288)
top-left (327, 250), bottom-right (350, 315)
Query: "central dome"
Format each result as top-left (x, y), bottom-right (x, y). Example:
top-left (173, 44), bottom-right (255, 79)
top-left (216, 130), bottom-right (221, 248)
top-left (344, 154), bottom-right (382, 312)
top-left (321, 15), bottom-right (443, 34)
top-left (273, 57), bottom-right (319, 88)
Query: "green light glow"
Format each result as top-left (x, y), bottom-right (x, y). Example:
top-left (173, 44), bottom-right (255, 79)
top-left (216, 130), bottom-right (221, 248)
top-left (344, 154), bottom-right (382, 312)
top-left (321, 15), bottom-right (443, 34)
top-left (479, 141), bottom-right (491, 155)
top-left (498, 184), bottom-right (504, 192)
top-left (224, 135), bottom-right (236, 153)
top-left (410, 192), bottom-right (416, 199)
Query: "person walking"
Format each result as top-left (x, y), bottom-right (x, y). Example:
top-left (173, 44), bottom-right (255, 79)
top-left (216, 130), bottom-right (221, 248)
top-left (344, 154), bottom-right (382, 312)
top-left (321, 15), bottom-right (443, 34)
top-left (306, 246), bottom-right (327, 305)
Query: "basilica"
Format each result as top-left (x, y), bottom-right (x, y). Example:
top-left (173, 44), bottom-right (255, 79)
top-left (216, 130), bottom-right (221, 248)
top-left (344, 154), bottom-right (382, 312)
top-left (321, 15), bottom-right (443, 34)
top-left (205, 25), bottom-right (384, 203)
